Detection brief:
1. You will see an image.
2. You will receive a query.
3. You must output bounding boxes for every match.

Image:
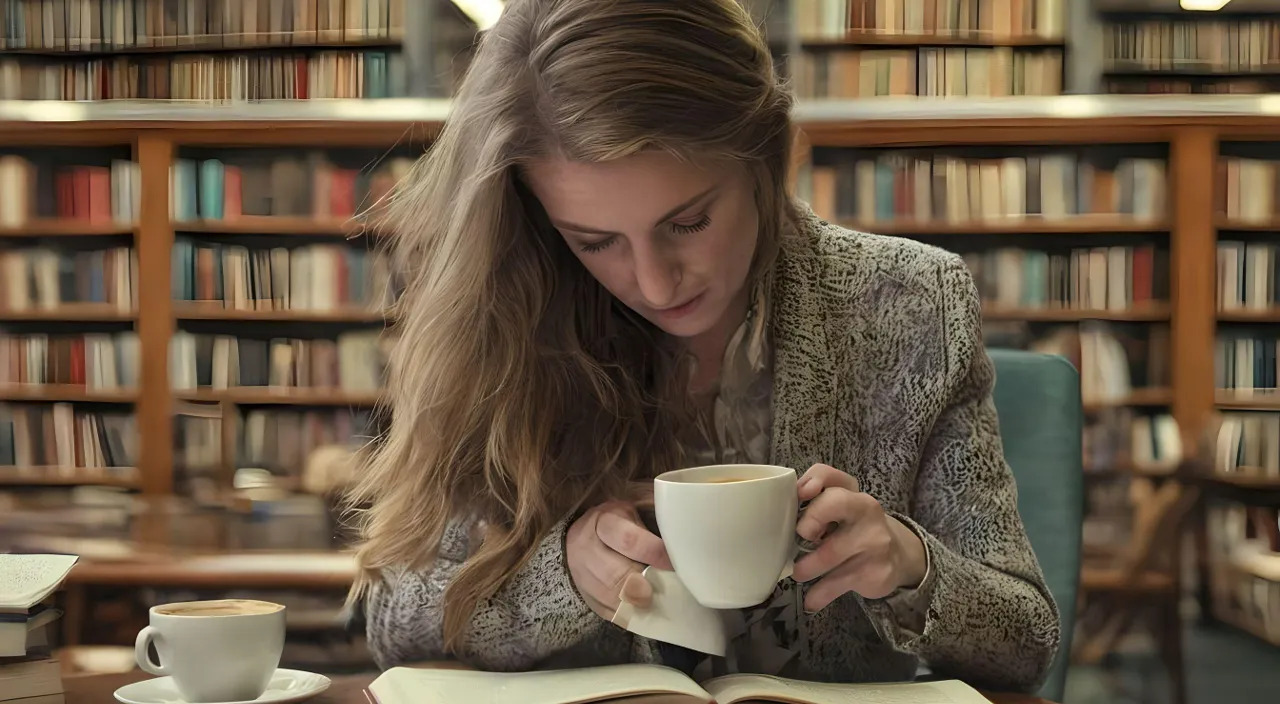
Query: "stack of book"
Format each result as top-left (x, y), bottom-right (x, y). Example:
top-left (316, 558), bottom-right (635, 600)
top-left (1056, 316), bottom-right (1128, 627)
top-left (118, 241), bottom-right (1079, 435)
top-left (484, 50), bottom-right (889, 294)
top-left (0, 554), bottom-right (79, 704)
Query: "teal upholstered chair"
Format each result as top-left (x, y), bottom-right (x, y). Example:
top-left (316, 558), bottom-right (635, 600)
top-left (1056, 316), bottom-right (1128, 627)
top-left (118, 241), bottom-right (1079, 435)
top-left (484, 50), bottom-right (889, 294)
top-left (987, 349), bottom-right (1083, 703)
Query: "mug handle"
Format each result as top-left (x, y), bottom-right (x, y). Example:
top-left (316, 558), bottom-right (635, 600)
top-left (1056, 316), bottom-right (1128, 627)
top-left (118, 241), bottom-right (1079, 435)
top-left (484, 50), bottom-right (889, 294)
top-left (134, 626), bottom-right (169, 676)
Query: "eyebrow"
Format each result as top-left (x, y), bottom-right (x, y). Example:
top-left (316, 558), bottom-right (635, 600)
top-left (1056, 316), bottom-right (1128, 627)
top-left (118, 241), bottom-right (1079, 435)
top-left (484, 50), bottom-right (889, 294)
top-left (551, 185), bottom-right (719, 237)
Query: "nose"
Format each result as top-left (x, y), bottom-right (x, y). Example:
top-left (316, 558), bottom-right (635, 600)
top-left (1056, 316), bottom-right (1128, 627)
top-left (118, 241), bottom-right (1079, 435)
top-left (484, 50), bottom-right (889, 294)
top-left (632, 240), bottom-right (681, 309)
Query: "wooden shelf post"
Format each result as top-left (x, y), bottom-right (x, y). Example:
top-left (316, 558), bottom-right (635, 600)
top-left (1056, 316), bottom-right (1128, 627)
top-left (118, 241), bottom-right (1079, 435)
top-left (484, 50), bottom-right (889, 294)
top-left (137, 134), bottom-right (175, 495)
top-left (1170, 127), bottom-right (1218, 452)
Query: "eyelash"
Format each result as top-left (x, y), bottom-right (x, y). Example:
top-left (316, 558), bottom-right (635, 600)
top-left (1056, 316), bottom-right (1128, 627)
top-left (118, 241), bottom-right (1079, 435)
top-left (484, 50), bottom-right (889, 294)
top-left (577, 214), bottom-right (712, 254)
top-left (671, 214), bottom-right (712, 235)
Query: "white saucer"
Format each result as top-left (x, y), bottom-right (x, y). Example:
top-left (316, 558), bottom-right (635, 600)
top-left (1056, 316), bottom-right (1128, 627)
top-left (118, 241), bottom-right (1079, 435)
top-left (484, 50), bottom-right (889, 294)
top-left (113, 669), bottom-right (331, 704)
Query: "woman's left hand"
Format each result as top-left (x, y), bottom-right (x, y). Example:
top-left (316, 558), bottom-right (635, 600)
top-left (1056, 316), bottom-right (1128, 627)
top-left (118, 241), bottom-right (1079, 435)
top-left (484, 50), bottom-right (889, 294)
top-left (791, 463), bottom-right (928, 613)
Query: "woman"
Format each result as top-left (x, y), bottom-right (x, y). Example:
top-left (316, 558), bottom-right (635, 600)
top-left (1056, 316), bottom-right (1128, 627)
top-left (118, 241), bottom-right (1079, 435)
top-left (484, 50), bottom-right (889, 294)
top-left (348, 0), bottom-right (1059, 693)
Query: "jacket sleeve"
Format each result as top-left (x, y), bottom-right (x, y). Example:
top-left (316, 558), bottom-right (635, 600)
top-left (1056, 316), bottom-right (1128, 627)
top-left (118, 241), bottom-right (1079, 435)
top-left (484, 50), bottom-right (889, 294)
top-left (363, 516), bottom-right (629, 671)
top-left (858, 255), bottom-right (1061, 693)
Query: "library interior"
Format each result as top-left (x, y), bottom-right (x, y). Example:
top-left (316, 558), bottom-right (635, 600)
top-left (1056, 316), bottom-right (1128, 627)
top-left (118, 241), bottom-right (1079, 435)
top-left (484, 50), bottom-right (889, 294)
top-left (5, 1), bottom-right (1280, 703)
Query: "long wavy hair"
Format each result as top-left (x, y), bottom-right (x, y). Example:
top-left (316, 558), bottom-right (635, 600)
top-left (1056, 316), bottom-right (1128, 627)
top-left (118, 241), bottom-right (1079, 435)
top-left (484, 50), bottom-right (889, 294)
top-left (347, 0), bottom-right (800, 652)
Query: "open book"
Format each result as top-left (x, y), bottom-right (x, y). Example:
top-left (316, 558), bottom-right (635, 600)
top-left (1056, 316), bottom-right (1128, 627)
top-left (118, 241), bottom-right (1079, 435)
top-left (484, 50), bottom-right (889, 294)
top-left (0, 554), bottom-right (79, 613)
top-left (364, 664), bottom-right (995, 704)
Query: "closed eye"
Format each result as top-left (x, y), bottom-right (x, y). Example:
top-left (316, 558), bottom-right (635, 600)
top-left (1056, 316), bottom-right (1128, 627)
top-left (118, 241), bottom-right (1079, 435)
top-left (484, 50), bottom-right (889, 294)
top-left (671, 214), bottom-right (711, 235)
top-left (579, 238), bottom-right (615, 254)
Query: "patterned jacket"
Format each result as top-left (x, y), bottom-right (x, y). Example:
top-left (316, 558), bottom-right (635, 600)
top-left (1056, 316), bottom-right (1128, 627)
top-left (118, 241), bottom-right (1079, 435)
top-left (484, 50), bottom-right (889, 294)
top-left (362, 211), bottom-right (1061, 693)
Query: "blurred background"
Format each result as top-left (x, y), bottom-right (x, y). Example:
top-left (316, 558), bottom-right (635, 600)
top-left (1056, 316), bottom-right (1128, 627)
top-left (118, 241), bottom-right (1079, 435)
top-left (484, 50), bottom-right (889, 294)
top-left (2, 1), bottom-right (1280, 703)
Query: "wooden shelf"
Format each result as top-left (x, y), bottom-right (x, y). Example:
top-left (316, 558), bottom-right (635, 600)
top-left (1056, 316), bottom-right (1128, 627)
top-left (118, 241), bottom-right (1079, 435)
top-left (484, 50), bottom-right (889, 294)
top-left (173, 217), bottom-right (369, 237)
top-left (1084, 460), bottom-right (1178, 478)
top-left (0, 221), bottom-right (135, 237)
top-left (801, 33), bottom-right (1065, 49)
top-left (0, 305), bottom-right (136, 322)
top-left (1219, 309), bottom-right (1280, 323)
top-left (1216, 392), bottom-right (1280, 410)
top-left (0, 467), bottom-right (138, 487)
top-left (174, 389), bottom-right (380, 406)
top-left (1216, 217), bottom-right (1280, 231)
top-left (173, 306), bottom-right (386, 323)
top-left (983, 304), bottom-right (1171, 322)
top-left (1105, 68), bottom-right (1280, 79)
top-left (1202, 472), bottom-right (1280, 490)
top-left (1083, 388), bottom-right (1174, 412)
top-left (839, 217), bottom-right (1168, 237)
top-left (0, 385), bottom-right (138, 403)
top-left (2, 38), bottom-right (402, 58)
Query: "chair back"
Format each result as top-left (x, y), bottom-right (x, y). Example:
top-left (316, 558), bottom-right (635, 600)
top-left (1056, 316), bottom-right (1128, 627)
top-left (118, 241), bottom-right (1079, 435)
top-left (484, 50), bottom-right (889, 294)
top-left (987, 349), bottom-right (1084, 703)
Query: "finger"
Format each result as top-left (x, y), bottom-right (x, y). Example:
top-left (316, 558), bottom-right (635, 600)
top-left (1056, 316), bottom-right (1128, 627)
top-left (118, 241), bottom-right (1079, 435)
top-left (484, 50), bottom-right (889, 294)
top-left (803, 553), bottom-right (900, 612)
top-left (596, 511), bottom-right (673, 570)
top-left (793, 502), bottom-right (892, 583)
top-left (580, 550), bottom-right (640, 612)
top-left (795, 486), bottom-right (865, 544)
top-left (798, 464), bottom-right (859, 501)
top-left (619, 571), bottom-right (654, 609)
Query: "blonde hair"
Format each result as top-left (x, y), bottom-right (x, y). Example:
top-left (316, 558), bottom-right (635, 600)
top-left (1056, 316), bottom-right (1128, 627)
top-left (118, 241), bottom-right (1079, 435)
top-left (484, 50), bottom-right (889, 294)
top-left (347, 0), bottom-right (799, 651)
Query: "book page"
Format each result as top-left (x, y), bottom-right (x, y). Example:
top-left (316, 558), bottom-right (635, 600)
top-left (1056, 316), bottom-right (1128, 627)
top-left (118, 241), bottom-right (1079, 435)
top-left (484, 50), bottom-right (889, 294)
top-left (703, 675), bottom-right (993, 704)
top-left (0, 555), bottom-right (80, 611)
top-left (369, 664), bottom-right (713, 704)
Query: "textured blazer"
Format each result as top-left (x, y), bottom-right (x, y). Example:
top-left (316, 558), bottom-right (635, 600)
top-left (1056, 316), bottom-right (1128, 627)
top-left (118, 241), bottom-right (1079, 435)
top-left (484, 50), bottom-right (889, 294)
top-left (362, 211), bottom-right (1061, 693)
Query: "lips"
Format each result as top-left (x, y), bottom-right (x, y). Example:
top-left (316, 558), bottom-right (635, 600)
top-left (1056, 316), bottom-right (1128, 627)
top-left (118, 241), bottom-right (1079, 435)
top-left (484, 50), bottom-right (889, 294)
top-left (654, 292), bottom-right (704, 319)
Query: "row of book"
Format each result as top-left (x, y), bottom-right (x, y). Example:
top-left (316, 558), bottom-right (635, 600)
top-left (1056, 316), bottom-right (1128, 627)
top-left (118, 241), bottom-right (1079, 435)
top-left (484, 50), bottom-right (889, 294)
top-left (239, 407), bottom-right (373, 477)
top-left (806, 154), bottom-right (1168, 224)
top-left (794, 0), bottom-right (1065, 40)
top-left (1105, 20), bottom-right (1280, 73)
top-left (0, 156), bottom-right (139, 227)
top-left (1031, 323), bottom-right (1170, 406)
top-left (960, 246), bottom-right (1168, 312)
top-left (169, 330), bottom-right (385, 392)
top-left (0, 0), bottom-right (406, 51)
top-left (1218, 241), bottom-right (1280, 313)
top-left (791, 47), bottom-right (1061, 98)
top-left (0, 50), bottom-right (406, 100)
top-left (1216, 335), bottom-right (1280, 395)
top-left (174, 405), bottom-right (374, 479)
top-left (171, 154), bottom-right (413, 221)
top-left (1219, 157), bottom-right (1280, 224)
top-left (171, 241), bottom-right (394, 312)
top-left (1215, 413), bottom-right (1280, 477)
top-left (0, 247), bottom-right (138, 312)
top-left (0, 403), bottom-right (137, 470)
top-left (0, 332), bottom-right (139, 390)
top-left (1084, 409), bottom-right (1182, 474)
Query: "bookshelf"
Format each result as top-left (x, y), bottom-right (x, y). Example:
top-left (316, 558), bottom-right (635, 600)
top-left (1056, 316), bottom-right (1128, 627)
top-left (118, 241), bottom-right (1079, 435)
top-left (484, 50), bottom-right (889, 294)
top-left (787, 0), bottom-right (1068, 98)
top-left (0, 0), bottom-right (411, 100)
top-left (1098, 3), bottom-right (1280, 95)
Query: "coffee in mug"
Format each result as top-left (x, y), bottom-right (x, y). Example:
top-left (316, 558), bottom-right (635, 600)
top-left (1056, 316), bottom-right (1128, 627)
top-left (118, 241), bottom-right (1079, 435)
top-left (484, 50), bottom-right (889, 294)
top-left (135, 598), bottom-right (286, 703)
top-left (654, 463), bottom-right (798, 609)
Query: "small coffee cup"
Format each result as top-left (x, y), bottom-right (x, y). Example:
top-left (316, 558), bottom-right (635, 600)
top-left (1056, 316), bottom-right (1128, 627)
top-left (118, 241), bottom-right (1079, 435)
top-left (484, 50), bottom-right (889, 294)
top-left (134, 598), bottom-right (286, 703)
top-left (654, 463), bottom-right (798, 609)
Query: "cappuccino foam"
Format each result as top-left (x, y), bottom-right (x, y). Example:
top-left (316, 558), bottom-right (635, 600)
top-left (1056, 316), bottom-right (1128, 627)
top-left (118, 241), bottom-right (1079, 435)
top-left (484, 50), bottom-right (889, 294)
top-left (156, 599), bottom-right (282, 617)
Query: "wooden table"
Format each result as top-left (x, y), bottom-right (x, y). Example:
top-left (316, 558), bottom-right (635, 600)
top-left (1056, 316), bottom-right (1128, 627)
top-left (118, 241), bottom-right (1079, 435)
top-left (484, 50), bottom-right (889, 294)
top-left (65, 670), bottom-right (1057, 703)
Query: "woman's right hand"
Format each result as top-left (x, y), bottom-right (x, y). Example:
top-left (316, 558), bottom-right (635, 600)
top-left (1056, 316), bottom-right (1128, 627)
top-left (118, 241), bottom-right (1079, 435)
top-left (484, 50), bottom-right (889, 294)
top-left (566, 498), bottom-right (673, 621)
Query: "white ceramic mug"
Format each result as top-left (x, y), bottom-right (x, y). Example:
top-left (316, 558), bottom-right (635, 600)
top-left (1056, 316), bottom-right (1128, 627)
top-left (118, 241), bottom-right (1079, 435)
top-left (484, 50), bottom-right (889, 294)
top-left (134, 599), bottom-right (286, 703)
top-left (654, 463), bottom-right (798, 609)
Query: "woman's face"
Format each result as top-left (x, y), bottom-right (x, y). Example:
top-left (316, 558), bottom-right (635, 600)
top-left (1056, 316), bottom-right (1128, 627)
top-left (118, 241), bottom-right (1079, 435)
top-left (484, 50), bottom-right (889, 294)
top-left (524, 150), bottom-right (759, 340)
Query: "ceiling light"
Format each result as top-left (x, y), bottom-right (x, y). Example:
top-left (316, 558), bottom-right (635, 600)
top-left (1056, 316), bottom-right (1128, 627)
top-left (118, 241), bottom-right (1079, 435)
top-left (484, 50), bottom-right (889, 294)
top-left (452, 0), bottom-right (505, 30)
top-left (1181, 0), bottom-right (1232, 10)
